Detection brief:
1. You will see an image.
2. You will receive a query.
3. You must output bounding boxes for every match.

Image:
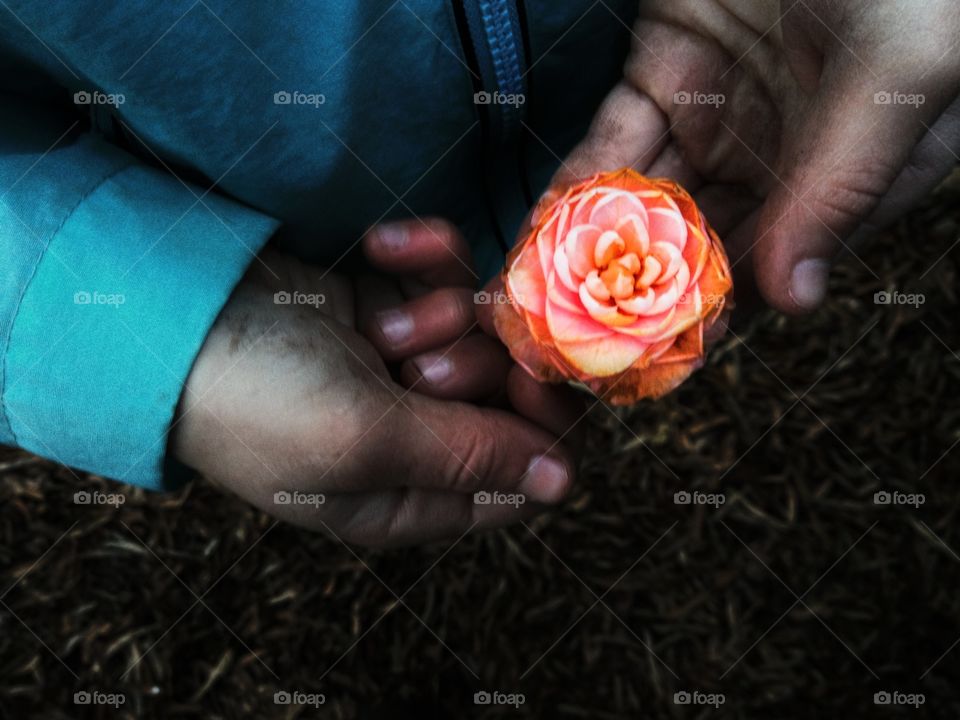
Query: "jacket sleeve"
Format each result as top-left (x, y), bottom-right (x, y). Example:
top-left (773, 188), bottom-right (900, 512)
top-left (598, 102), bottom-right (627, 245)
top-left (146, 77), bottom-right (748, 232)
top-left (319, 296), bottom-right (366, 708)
top-left (0, 95), bottom-right (281, 490)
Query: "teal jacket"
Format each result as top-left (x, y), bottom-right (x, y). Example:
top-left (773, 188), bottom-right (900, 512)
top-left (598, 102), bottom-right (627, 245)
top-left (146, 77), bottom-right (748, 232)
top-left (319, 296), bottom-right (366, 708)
top-left (0, 0), bottom-right (635, 489)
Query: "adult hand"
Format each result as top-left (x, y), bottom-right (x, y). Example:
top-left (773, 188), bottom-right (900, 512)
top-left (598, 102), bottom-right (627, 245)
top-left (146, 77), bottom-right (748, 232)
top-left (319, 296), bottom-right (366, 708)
top-left (549, 0), bottom-right (960, 313)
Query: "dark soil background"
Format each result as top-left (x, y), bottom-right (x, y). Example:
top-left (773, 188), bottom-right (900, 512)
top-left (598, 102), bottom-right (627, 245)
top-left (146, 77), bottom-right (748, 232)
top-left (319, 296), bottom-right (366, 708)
top-left (3, 172), bottom-right (960, 719)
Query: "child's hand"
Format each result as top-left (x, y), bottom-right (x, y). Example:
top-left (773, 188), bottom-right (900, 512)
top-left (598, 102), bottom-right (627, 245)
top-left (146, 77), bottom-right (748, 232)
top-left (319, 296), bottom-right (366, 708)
top-left (550, 0), bottom-right (960, 313)
top-left (169, 220), bottom-right (579, 547)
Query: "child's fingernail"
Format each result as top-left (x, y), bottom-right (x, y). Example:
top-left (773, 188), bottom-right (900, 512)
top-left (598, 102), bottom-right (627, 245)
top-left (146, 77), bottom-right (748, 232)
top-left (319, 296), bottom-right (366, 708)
top-left (413, 353), bottom-right (453, 385)
top-left (376, 309), bottom-right (414, 345)
top-left (375, 223), bottom-right (408, 251)
top-left (520, 455), bottom-right (570, 503)
top-left (789, 259), bottom-right (830, 310)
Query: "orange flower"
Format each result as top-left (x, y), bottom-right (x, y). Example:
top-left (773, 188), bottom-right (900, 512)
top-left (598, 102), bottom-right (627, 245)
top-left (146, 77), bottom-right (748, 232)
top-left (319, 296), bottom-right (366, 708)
top-left (493, 168), bottom-right (733, 404)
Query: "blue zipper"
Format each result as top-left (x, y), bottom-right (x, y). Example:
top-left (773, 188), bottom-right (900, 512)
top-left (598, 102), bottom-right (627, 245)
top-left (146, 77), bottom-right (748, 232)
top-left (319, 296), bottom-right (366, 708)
top-left (460, 0), bottom-right (527, 142)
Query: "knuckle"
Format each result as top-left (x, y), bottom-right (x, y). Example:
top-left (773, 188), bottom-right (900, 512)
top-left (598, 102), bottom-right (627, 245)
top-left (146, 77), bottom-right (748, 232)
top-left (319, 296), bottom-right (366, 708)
top-left (793, 161), bottom-right (895, 234)
top-left (439, 287), bottom-right (476, 329)
top-left (445, 425), bottom-right (497, 493)
top-left (423, 218), bottom-right (460, 252)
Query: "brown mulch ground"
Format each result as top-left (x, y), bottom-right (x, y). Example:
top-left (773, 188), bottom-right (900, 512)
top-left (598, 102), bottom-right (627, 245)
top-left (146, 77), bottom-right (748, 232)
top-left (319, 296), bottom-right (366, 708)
top-left (3, 172), bottom-right (960, 719)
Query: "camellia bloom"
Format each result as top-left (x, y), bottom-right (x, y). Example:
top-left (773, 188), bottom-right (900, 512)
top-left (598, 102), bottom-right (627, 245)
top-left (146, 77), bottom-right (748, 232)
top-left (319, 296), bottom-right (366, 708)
top-left (493, 168), bottom-right (733, 404)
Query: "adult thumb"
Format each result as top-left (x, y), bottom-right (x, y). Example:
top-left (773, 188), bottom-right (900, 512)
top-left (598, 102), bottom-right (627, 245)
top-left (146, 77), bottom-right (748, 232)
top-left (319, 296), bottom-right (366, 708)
top-left (753, 70), bottom-right (929, 313)
top-left (367, 392), bottom-right (576, 504)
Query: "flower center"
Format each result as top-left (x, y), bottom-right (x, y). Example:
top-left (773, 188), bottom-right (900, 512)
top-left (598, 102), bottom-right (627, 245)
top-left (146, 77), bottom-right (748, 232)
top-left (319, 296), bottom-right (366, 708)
top-left (599, 251), bottom-right (641, 299)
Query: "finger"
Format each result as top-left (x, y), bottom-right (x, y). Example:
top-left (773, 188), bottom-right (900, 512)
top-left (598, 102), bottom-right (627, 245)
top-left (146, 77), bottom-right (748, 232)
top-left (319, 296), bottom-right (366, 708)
top-left (752, 68), bottom-right (941, 314)
top-left (692, 184), bottom-right (760, 238)
top-left (354, 393), bottom-right (576, 505)
top-left (855, 94), bottom-right (960, 234)
top-left (363, 217), bottom-right (478, 288)
top-left (363, 287), bottom-right (477, 361)
top-left (535, 81), bottom-right (669, 224)
top-left (475, 275), bottom-right (502, 337)
top-left (322, 488), bottom-right (548, 548)
top-left (644, 143), bottom-right (702, 190)
top-left (507, 366), bottom-right (586, 453)
top-left (354, 273), bottom-right (405, 333)
top-left (400, 334), bottom-right (511, 401)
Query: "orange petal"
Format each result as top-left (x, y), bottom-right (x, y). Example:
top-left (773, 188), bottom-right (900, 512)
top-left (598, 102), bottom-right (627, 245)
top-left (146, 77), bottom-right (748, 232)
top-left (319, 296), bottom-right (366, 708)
top-left (636, 255), bottom-right (662, 288)
top-left (553, 332), bottom-right (651, 378)
top-left (682, 220), bottom-right (710, 284)
top-left (507, 240), bottom-right (547, 317)
top-left (615, 214), bottom-right (650, 257)
top-left (493, 298), bottom-right (565, 383)
top-left (587, 356), bottom-right (699, 404)
top-left (584, 269), bottom-right (610, 301)
top-left (594, 230), bottom-right (626, 267)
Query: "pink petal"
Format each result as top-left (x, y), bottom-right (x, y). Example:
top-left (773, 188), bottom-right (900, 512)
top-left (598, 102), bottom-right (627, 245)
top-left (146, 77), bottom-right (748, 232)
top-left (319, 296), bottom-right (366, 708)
top-left (589, 190), bottom-right (648, 229)
top-left (615, 214), bottom-right (650, 257)
top-left (569, 187), bottom-right (604, 226)
top-left (553, 332), bottom-right (652, 378)
top-left (670, 284), bottom-right (703, 332)
top-left (637, 256), bottom-right (662, 288)
top-left (507, 241), bottom-right (547, 316)
top-left (647, 207), bottom-right (687, 250)
top-left (545, 296), bottom-right (613, 342)
top-left (647, 278), bottom-right (681, 315)
top-left (585, 269), bottom-right (610, 301)
top-left (616, 305), bottom-right (678, 339)
top-left (546, 269), bottom-right (586, 314)
top-left (579, 283), bottom-right (635, 326)
top-left (537, 202), bottom-right (570, 281)
top-left (616, 287), bottom-right (656, 314)
top-left (553, 239), bottom-right (578, 292)
top-left (649, 241), bottom-right (683, 282)
top-left (564, 224), bottom-right (602, 279)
